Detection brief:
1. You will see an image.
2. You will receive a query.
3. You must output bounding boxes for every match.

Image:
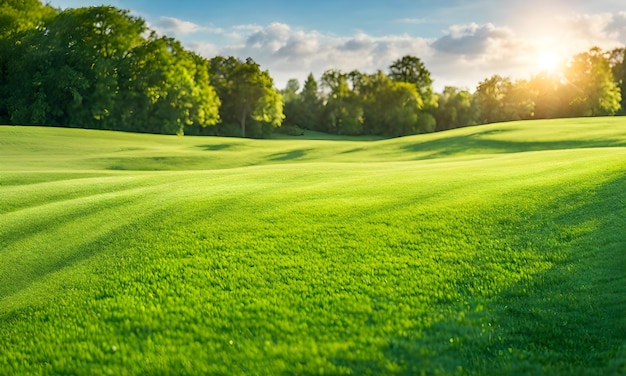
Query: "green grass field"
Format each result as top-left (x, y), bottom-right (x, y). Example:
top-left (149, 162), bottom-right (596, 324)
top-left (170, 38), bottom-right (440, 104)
top-left (1, 118), bottom-right (625, 375)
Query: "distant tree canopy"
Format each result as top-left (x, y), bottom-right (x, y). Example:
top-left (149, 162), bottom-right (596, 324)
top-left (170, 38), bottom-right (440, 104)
top-left (282, 56), bottom-right (438, 137)
top-left (1, 1), bottom-right (624, 138)
top-left (283, 48), bottom-right (624, 137)
top-left (0, 2), bottom-right (221, 135)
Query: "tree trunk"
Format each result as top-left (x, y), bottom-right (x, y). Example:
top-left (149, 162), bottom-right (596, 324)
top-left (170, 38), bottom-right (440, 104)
top-left (240, 111), bottom-right (246, 138)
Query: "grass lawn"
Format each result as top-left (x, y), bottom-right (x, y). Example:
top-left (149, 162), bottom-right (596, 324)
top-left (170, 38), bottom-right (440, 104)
top-left (0, 118), bottom-right (625, 375)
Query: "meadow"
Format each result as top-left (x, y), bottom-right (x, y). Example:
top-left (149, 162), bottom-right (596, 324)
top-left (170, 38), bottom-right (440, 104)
top-left (0, 118), bottom-right (625, 375)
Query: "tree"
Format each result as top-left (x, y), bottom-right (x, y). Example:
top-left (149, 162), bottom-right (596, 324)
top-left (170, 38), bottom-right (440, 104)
top-left (607, 48), bottom-right (626, 115)
top-left (388, 55), bottom-right (438, 129)
top-left (527, 73), bottom-right (567, 119)
top-left (475, 75), bottom-right (511, 124)
top-left (504, 79), bottom-right (535, 121)
top-left (475, 75), bottom-right (534, 123)
top-left (321, 69), bottom-right (363, 135)
top-left (117, 36), bottom-right (220, 135)
top-left (608, 47), bottom-right (626, 114)
top-left (0, 0), bottom-right (57, 123)
top-left (389, 55), bottom-right (437, 107)
top-left (389, 56), bottom-right (433, 97)
top-left (298, 73), bottom-right (322, 130)
top-left (435, 86), bottom-right (478, 131)
top-left (358, 71), bottom-right (430, 136)
top-left (1, 3), bottom-right (220, 134)
top-left (562, 47), bottom-right (621, 116)
top-left (210, 57), bottom-right (283, 137)
top-left (43, 6), bottom-right (147, 128)
top-left (281, 78), bottom-right (301, 126)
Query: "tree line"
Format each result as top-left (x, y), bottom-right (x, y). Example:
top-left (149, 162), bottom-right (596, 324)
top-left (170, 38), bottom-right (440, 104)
top-left (281, 48), bottom-right (624, 136)
top-left (1, 1), bottom-right (625, 138)
top-left (0, 1), bottom-right (283, 137)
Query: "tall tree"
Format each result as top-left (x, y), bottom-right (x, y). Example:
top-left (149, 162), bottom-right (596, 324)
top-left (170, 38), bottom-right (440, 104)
top-left (528, 73), bottom-right (567, 119)
top-left (389, 56), bottom-right (436, 108)
top-left (0, 0), bottom-right (57, 123)
top-left (475, 75), bottom-right (534, 123)
top-left (298, 73), bottom-right (322, 130)
top-left (361, 71), bottom-right (429, 136)
top-left (321, 69), bottom-right (363, 135)
top-left (117, 36), bottom-right (220, 135)
top-left (389, 56), bottom-right (432, 97)
top-left (210, 57), bottom-right (283, 137)
top-left (475, 75), bottom-right (511, 124)
top-left (281, 78), bottom-right (301, 127)
top-left (388, 55), bottom-right (438, 130)
top-left (435, 86), bottom-right (478, 131)
top-left (607, 47), bottom-right (625, 114)
top-left (562, 47), bottom-right (621, 116)
top-left (44, 6), bottom-right (147, 128)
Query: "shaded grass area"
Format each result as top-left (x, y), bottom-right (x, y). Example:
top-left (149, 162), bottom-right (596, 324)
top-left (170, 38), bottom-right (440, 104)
top-left (401, 128), bottom-right (626, 159)
top-left (382, 174), bottom-right (626, 375)
top-left (490, 175), bottom-right (626, 375)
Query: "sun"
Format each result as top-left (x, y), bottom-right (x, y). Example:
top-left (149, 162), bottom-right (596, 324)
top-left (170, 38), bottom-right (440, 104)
top-left (535, 51), bottom-right (561, 73)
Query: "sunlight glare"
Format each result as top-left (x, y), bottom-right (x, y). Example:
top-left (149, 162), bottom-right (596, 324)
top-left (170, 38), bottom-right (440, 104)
top-left (536, 51), bottom-right (560, 73)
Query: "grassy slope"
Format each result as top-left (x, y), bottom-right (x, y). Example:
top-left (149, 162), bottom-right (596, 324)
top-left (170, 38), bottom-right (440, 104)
top-left (0, 118), bottom-right (625, 375)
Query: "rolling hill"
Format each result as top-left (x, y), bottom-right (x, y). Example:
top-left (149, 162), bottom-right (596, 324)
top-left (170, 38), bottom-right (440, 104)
top-left (1, 118), bottom-right (625, 375)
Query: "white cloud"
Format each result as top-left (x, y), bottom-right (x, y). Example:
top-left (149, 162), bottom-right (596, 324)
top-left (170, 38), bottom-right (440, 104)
top-left (187, 41), bottom-right (220, 58)
top-left (202, 24), bottom-right (432, 90)
top-left (432, 23), bottom-right (516, 56)
top-left (556, 12), bottom-right (626, 49)
top-left (156, 16), bottom-right (206, 36)
top-left (173, 11), bottom-right (626, 91)
top-left (246, 22), bottom-right (291, 50)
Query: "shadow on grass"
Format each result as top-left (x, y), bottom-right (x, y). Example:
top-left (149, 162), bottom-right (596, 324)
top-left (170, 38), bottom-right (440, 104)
top-left (351, 174), bottom-right (626, 375)
top-left (271, 130), bottom-right (386, 141)
top-left (484, 174), bottom-right (626, 374)
top-left (268, 149), bottom-right (310, 161)
top-left (402, 129), bottom-right (626, 159)
top-left (106, 156), bottom-right (210, 171)
top-left (197, 143), bottom-right (234, 151)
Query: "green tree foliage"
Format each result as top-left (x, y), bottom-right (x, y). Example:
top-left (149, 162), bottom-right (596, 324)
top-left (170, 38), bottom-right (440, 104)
top-left (359, 71), bottom-right (432, 136)
top-left (313, 58), bottom-right (438, 137)
top-left (475, 75), bottom-right (511, 124)
top-left (475, 75), bottom-right (535, 124)
top-left (562, 47), bottom-right (621, 117)
top-left (608, 48), bottom-right (626, 114)
top-left (2, 2), bottom-right (622, 138)
top-left (281, 74), bottom-right (323, 132)
top-left (298, 74), bottom-right (323, 130)
top-left (320, 69), bottom-right (364, 135)
top-left (435, 86), bottom-right (478, 131)
top-left (43, 6), bottom-right (147, 128)
top-left (526, 73), bottom-right (568, 119)
top-left (281, 78), bottom-right (300, 127)
top-left (388, 55), bottom-right (438, 132)
top-left (0, 2), bottom-right (220, 135)
top-left (209, 57), bottom-right (283, 137)
top-left (0, 0), bottom-right (56, 123)
top-left (607, 48), bottom-right (626, 115)
top-left (475, 47), bottom-right (623, 123)
top-left (389, 55), bottom-right (434, 103)
top-left (117, 37), bottom-right (220, 135)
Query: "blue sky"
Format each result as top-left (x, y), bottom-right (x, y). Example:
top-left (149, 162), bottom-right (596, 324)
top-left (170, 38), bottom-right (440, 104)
top-left (46, 1), bottom-right (626, 91)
